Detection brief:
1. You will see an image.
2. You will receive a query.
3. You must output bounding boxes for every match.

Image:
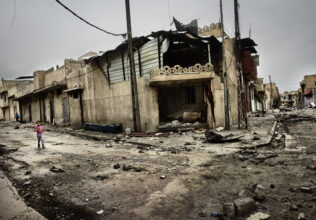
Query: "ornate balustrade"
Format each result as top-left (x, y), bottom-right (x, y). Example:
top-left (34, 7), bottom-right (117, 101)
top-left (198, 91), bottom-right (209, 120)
top-left (150, 63), bottom-right (214, 77)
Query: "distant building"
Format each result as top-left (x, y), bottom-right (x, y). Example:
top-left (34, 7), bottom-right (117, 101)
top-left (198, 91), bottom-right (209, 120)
top-left (264, 82), bottom-right (280, 110)
top-left (300, 74), bottom-right (316, 106)
top-left (280, 90), bottom-right (300, 108)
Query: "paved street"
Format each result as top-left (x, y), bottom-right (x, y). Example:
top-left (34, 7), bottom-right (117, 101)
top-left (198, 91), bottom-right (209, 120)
top-left (0, 110), bottom-right (315, 219)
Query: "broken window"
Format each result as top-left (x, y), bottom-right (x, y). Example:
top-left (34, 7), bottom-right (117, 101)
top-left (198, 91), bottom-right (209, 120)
top-left (185, 86), bottom-right (196, 104)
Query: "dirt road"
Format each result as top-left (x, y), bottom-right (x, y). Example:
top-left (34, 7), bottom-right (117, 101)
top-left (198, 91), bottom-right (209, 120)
top-left (0, 110), bottom-right (315, 220)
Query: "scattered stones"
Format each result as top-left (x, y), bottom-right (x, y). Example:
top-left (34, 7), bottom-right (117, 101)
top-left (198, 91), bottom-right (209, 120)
top-left (289, 204), bottom-right (298, 211)
top-left (223, 202), bottom-right (235, 218)
top-left (300, 186), bottom-right (312, 193)
top-left (122, 164), bottom-right (133, 171)
top-left (254, 184), bottom-right (267, 202)
top-left (297, 213), bottom-right (305, 220)
top-left (133, 166), bottom-right (146, 172)
top-left (96, 210), bottom-right (104, 215)
top-left (25, 170), bottom-right (31, 175)
top-left (246, 212), bottom-right (270, 220)
top-left (171, 120), bottom-right (180, 126)
top-left (14, 125), bottom-right (20, 129)
top-left (198, 211), bottom-right (207, 217)
top-left (105, 144), bottom-right (112, 148)
top-left (306, 165), bottom-right (316, 170)
top-left (122, 164), bottom-right (146, 172)
top-left (234, 197), bottom-right (256, 216)
top-left (93, 174), bottom-right (109, 180)
top-left (138, 150), bottom-right (144, 153)
top-left (49, 166), bottom-right (65, 173)
top-left (23, 180), bottom-right (32, 186)
top-left (113, 163), bottom-right (120, 169)
top-left (252, 136), bottom-right (260, 141)
top-left (160, 175), bottom-right (166, 179)
top-left (289, 186), bottom-right (298, 192)
top-left (125, 128), bottom-right (131, 135)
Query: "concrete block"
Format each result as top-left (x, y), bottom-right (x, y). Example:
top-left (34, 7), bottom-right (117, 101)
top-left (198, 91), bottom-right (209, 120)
top-left (234, 197), bottom-right (256, 216)
top-left (223, 202), bottom-right (235, 217)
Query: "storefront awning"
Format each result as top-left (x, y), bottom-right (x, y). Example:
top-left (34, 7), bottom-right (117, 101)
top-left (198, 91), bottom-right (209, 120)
top-left (33, 83), bottom-right (67, 95)
top-left (303, 89), bottom-right (313, 96)
top-left (62, 86), bottom-right (83, 93)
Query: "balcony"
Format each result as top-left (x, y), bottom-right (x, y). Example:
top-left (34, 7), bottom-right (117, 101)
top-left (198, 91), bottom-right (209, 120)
top-left (149, 63), bottom-right (215, 86)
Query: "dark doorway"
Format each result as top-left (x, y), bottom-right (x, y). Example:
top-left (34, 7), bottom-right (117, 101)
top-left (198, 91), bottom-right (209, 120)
top-left (49, 101), bottom-right (54, 124)
top-left (62, 98), bottom-right (69, 122)
top-left (28, 105), bottom-right (32, 122)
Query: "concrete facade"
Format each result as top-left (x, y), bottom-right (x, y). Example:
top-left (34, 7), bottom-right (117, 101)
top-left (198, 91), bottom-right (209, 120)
top-left (264, 82), bottom-right (280, 110)
top-left (1, 31), bottom-right (241, 132)
top-left (300, 74), bottom-right (316, 106)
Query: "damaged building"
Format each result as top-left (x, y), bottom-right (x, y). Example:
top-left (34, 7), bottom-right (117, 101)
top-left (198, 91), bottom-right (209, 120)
top-left (300, 74), bottom-right (316, 106)
top-left (1, 30), bottom-right (240, 132)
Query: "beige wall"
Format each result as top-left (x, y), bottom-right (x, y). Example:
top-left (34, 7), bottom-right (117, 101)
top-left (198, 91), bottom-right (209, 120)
top-left (300, 74), bottom-right (316, 89)
top-left (225, 38), bottom-right (239, 126)
top-left (88, 64), bottom-right (159, 131)
top-left (264, 83), bottom-right (279, 110)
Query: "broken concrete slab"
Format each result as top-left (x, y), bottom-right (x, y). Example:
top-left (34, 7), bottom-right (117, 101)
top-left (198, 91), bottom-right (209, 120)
top-left (234, 197), bottom-right (256, 216)
top-left (223, 202), bottom-right (235, 218)
top-left (205, 131), bottom-right (243, 143)
top-left (246, 212), bottom-right (270, 220)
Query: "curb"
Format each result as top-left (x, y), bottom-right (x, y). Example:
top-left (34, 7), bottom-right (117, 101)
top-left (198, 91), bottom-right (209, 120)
top-left (0, 171), bottom-right (46, 220)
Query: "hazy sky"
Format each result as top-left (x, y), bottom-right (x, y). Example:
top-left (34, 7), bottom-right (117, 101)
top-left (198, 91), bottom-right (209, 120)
top-left (1, 0), bottom-right (315, 92)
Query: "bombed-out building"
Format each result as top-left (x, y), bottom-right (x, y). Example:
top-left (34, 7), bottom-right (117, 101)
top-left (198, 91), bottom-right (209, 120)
top-left (1, 30), bottom-right (240, 132)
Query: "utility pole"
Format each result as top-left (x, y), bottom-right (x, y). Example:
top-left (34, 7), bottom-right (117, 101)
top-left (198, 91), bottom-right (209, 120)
top-left (125, 0), bottom-right (141, 131)
top-left (234, 0), bottom-right (247, 129)
top-left (219, 0), bottom-right (230, 130)
top-left (269, 75), bottom-right (273, 109)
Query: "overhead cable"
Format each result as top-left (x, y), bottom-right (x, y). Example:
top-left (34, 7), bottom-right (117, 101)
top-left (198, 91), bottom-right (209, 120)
top-left (55, 0), bottom-right (126, 37)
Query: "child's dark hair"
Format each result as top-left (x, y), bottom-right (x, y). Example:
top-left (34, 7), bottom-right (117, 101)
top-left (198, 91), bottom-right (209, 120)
top-left (36, 120), bottom-right (40, 123)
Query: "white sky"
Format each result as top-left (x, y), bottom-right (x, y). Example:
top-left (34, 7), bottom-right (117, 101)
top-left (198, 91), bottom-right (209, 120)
top-left (0, 0), bottom-right (316, 92)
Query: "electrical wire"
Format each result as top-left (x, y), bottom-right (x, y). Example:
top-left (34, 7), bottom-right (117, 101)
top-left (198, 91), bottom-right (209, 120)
top-left (10, 0), bottom-right (16, 26)
top-left (55, 0), bottom-right (126, 37)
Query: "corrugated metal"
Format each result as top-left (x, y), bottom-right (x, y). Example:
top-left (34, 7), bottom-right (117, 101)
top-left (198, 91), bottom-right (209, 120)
top-left (96, 37), bottom-right (162, 84)
top-left (139, 38), bottom-right (161, 77)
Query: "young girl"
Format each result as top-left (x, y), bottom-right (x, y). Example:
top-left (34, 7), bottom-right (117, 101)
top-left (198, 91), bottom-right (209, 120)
top-left (34, 121), bottom-right (45, 149)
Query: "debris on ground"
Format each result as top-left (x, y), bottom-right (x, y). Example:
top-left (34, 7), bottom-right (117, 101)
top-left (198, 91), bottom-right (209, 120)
top-left (49, 166), bottom-right (65, 173)
top-left (129, 132), bottom-right (169, 137)
top-left (210, 212), bottom-right (223, 217)
top-left (96, 210), bottom-right (104, 215)
top-left (205, 131), bottom-right (243, 143)
top-left (113, 163), bottom-right (120, 169)
top-left (92, 175), bottom-right (109, 181)
top-left (298, 213), bottom-right (305, 220)
top-left (215, 127), bottom-right (224, 131)
top-left (246, 212), bottom-right (271, 220)
top-left (234, 197), bottom-right (256, 216)
top-left (223, 202), bottom-right (235, 218)
top-left (253, 184), bottom-right (267, 202)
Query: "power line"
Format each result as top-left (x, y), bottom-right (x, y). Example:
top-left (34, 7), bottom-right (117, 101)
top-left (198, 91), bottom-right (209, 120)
top-left (55, 0), bottom-right (126, 37)
top-left (10, 0), bottom-right (16, 26)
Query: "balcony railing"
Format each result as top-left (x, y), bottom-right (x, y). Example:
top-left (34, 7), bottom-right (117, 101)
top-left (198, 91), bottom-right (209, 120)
top-left (150, 63), bottom-right (214, 77)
